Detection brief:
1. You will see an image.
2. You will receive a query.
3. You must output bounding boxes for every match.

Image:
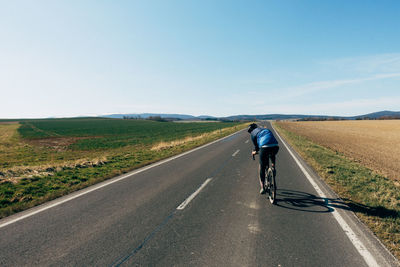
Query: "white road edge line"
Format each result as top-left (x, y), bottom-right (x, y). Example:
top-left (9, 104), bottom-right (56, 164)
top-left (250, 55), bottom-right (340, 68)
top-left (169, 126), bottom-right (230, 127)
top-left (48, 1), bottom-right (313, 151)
top-left (0, 129), bottom-right (245, 229)
top-left (272, 124), bottom-right (378, 267)
top-left (177, 178), bottom-right (212, 210)
top-left (232, 149), bottom-right (240, 157)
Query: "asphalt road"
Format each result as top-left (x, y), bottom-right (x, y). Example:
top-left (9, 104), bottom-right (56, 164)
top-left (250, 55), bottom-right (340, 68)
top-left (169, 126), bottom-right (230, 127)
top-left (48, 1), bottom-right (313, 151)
top-left (0, 122), bottom-right (398, 266)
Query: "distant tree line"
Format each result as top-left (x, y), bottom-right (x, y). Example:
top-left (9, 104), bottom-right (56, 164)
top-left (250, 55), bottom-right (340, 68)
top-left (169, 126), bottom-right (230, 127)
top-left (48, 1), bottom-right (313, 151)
top-left (123, 115), bottom-right (143, 120)
top-left (123, 115), bottom-right (172, 122)
top-left (296, 115), bottom-right (400, 121)
top-left (297, 117), bottom-right (346, 121)
top-left (355, 116), bottom-right (400, 120)
top-left (122, 116), bottom-right (251, 123)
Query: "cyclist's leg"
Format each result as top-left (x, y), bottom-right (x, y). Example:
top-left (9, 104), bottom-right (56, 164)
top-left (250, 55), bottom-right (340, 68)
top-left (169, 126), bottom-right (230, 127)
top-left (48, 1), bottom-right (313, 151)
top-left (270, 146), bottom-right (279, 167)
top-left (270, 146), bottom-right (279, 177)
top-left (259, 147), bottom-right (268, 189)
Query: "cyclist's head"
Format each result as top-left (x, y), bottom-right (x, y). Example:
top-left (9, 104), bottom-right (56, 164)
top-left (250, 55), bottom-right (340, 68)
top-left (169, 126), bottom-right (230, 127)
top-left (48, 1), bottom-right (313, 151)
top-left (248, 123), bottom-right (258, 133)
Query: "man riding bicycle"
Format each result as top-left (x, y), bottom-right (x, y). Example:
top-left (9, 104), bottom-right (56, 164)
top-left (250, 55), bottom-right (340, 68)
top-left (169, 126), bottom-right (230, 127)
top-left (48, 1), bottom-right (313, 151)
top-left (248, 123), bottom-right (279, 194)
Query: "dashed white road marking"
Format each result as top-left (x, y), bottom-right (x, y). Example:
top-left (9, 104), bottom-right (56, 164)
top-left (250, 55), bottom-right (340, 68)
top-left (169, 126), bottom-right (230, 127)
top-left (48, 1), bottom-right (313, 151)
top-left (232, 149), bottom-right (240, 157)
top-left (272, 124), bottom-right (379, 267)
top-left (248, 223), bottom-right (261, 234)
top-left (245, 140), bottom-right (249, 143)
top-left (177, 178), bottom-right (213, 210)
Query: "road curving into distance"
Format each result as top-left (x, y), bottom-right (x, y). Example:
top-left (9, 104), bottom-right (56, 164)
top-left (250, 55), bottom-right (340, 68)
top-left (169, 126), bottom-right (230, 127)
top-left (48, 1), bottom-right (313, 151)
top-left (0, 122), bottom-right (398, 266)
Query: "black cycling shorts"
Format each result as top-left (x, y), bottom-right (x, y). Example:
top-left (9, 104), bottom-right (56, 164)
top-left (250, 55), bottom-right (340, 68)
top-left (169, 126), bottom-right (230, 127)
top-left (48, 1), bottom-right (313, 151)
top-left (259, 146), bottom-right (279, 166)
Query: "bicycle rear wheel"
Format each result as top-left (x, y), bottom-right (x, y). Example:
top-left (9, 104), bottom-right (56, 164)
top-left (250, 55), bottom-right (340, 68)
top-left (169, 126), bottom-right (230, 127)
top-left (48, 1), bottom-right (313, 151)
top-left (267, 168), bottom-right (276, 204)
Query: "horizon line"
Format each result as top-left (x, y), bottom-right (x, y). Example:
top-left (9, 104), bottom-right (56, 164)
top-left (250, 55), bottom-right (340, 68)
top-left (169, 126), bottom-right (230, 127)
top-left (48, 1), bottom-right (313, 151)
top-left (1, 110), bottom-right (399, 120)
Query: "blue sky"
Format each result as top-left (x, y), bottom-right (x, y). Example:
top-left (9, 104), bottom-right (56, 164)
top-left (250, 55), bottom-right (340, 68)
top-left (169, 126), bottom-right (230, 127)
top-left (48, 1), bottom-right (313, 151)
top-left (1, 0), bottom-right (400, 118)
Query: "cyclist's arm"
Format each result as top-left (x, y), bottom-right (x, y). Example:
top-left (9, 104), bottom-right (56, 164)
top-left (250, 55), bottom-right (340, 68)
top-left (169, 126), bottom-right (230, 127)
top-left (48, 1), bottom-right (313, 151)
top-left (250, 133), bottom-right (259, 153)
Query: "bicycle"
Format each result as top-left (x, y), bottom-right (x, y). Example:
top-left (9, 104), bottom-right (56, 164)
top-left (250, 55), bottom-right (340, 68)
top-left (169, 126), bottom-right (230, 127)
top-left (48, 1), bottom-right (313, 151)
top-left (253, 153), bottom-right (277, 204)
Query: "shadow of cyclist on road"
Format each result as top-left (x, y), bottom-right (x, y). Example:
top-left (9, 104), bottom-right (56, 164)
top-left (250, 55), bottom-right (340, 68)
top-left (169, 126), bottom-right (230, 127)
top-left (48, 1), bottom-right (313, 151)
top-left (275, 189), bottom-right (399, 220)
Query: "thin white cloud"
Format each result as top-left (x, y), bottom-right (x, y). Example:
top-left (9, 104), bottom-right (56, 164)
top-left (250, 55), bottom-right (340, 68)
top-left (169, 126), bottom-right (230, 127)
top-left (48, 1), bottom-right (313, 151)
top-left (226, 72), bottom-right (400, 105)
top-left (275, 72), bottom-right (400, 100)
top-left (231, 53), bottom-right (400, 104)
top-left (252, 96), bottom-right (400, 116)
top-left (321, 53), bottom-right (400, 74)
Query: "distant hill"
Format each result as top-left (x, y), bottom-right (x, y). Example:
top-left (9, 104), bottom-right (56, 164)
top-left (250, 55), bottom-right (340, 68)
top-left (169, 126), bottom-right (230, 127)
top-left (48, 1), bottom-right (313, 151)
top-left (101, 113), bottom-right (321, 121)
top-left (99, 111), bottom-right (400, 121)
top-left (2, 111), bottom-right (399, 121)
top-left (223, 110), bottom-right (400, 121)
top-left (351, 110), bottom-right (400, 119)
top-left (223, 114), bottom-right (341, 121)
top-left (197, 115), bottom-right (218, 120)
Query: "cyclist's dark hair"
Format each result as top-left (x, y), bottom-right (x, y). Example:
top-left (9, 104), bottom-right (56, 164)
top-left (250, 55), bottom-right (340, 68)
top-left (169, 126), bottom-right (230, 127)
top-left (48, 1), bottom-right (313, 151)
top-left (248, 123), bottom-right (258, 133)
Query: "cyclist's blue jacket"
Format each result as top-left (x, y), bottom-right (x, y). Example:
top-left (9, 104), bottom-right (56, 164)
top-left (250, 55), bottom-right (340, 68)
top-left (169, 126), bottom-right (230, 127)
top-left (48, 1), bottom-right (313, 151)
top-left (250, 127), bottom-right (279, 151)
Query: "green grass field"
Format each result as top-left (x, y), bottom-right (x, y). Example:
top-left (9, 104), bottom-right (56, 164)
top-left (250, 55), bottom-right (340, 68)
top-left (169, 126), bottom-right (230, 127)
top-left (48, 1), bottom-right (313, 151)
top-left (0, 118), bottom-right (246, 218)
top-left (19, 118), bottom-right (239, 149)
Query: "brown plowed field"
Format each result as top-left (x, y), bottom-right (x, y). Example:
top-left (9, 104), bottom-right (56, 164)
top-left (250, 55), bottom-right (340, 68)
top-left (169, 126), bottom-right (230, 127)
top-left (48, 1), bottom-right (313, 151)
top-left (277, 120), bottom-right (400, 181)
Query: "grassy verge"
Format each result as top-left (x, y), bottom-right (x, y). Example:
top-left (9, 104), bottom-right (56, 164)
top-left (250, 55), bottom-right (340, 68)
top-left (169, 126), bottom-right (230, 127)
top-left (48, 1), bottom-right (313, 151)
top-left (273, 122), bottom-right (400, 260)
top-left (0, 119), bottom-right (247, 218)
